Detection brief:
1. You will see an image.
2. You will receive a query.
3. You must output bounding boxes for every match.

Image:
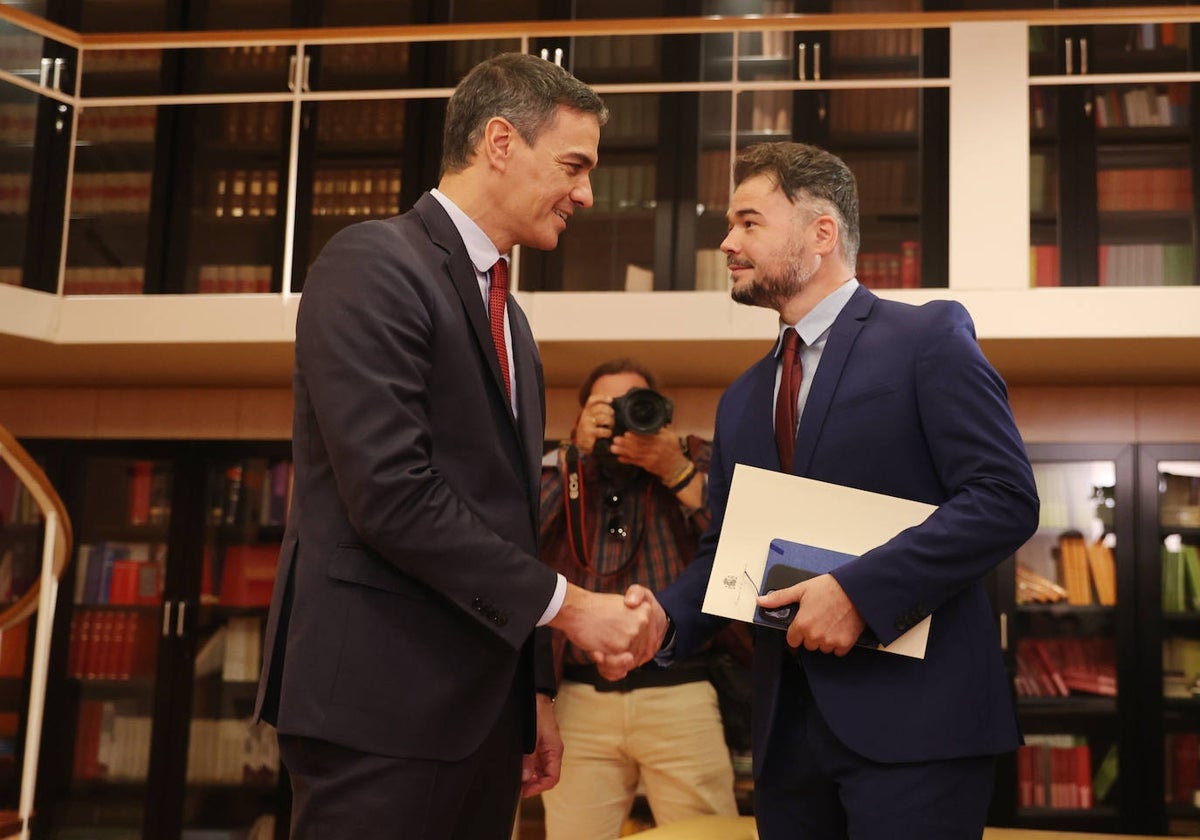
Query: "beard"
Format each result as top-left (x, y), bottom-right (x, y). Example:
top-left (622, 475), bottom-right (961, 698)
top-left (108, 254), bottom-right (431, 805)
top-left (729, 247), bottom-right (818, 310)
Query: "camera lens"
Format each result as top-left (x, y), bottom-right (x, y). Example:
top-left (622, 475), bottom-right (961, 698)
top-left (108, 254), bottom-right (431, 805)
top-left (614, 388), bottom-right (674, 435)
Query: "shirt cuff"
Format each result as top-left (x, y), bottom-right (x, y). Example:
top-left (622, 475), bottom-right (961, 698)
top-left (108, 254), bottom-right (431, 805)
top-left (536, 573), bottom-right (567, 626)
top-left (653, 616), bottom-right (677, 667)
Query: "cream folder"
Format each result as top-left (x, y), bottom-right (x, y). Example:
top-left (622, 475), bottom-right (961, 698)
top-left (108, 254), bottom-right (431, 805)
top-left (702, 464), bottom-right (937, 659)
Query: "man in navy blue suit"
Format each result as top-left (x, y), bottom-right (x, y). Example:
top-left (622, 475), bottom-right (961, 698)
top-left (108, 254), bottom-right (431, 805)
top-left (624, 142), bottom-right (1039, 839)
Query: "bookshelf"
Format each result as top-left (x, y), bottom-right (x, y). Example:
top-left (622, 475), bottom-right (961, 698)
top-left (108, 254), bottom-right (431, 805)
top-left (28, 440), bottom-right (292, 840)
top-left (1029, 21), bottom-right (1199, 288)
top-left (1138, 444), bottom-right (1200, 836)
top-left (989, 444), bottom-right (1141, 834)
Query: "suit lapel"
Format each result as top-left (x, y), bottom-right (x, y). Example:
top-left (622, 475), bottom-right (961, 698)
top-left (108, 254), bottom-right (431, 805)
top-left (511, 307), bottom-right (546, 511)
top-left (793, 285), bottom-right (876, 475)
top-left (415, 194), bottom-right (515, 418)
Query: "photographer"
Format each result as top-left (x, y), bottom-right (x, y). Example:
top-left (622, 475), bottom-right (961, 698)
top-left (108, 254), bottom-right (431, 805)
top-left (538, 358), bottom-right (738, 839)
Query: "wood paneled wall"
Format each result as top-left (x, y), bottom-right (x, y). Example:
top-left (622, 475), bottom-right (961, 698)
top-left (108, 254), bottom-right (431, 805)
top-left (0, 385), bottom-right (1196, 444)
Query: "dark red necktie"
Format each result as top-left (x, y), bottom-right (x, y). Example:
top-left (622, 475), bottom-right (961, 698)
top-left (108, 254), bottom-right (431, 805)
top-left (775, 328), bottom-right (802, 471)
top-left (488, 259), bottom-right (512, 401)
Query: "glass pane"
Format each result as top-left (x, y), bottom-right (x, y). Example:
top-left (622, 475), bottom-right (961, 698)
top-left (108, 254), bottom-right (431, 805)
top-left (1096, 87), bottom-right (1194, 287)
top-left (63, 105), bottom-right (157, 295)
top-left (1088, 23), bottom-right (1191, 75)
top-left (1011, 460), bottom-right (1119, 815)
top-left (1158, 460), bottom-right (1200, 823)
top-left (543, 92), bottom-right (662, 292)
top-left (182, 103), bottom-right (287, 294)
top-left (0, 76), bottom-right (36, 288)
top-left (1030, 88), bottom-right (1059, 288)
top-left (306, 98), bottom-right (403, 271)
top-left (58, 457), bottom-right (171, 837)
top-left (183, 458), bottom-right (289, 837)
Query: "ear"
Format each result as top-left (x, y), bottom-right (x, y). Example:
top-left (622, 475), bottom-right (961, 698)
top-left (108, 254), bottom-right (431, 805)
top-left (482, 117), bottom-right (516, 171)
top-left (810, 214), bottom-right (839, 257)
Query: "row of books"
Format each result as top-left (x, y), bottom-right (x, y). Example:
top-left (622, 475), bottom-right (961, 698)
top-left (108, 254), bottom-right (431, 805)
top-left (1017, 737), bottom-right (1118, 810)
top-left (0, 468), bottom-right (39, 526)
top-left (1030, 153), bottom-right (1058, 215)
top-left (852, 158), bottom-right (917, 213)
top-left (66, 609), bottom-right (157, 681)
top-left (62, 267), bottom-right (145, 296)
top-left (0, 541), bottom-right (39, 608)
top-left (829, 89), bottom-right (918, 136)
top-left (0, 174), bottom-right (32, 215)
top-left (312, 168), bottom-right (402, 218)
top-left (0, 37), bottom-right (43, 70)
top-left (206, 46), bottom-right (288, 77)
top-left (856, 243), bottom-right (921, 290)
top-left (74, 542), bottom-right (165, 606)
top-left (1030, 243), bottom-right (1196, 287)
top-left (1166, 732), bottom-right (1200, 806)
top-left (212, 169), bottom-right (279, 220)
top-left (316, 100), bottom-right (405, 144)
top-left (70, 171), bottom-right (154, 216)
top-left (1095, 84), bottom-right (1188, 129)
top-left (73, 701), bottom-right (152, 781)
top-left (219, 103), bottom-right (284, 149)
top-left (201, 544), bottom-right (279, 608)
top-left (588, 164), bottom-right (656, 215)
top-left (321, 42), bottom-right (409, 76)
top-left (573, 35), bottom-right (662, 76)
top-left (1163, 541), bottom-right (1200, 614)
top-left (79, 107), bottom-right (158, 145)
top-left (1014, 637), bottom-right (1118, 699)
top-left (197, 265), bottom-right (273, 295)
top-left (128, 460), bottom-right (170, 527)
top-left (0, 620), bottom-right (28, 678)
top-left (209, 459), bottom-right (292, 530)
top-left (194, 616), bottom-right (263, 683)
top-left (830, 0), bottom-right (921, 58)
top-left (186, 718), bottom-right (278, 785)
top-left (83, 49), bottom-right (162, 75)
top-left (1056, 533), bottom-right (1117, 606)
top-left (1164, 637), bottom-right (1200, 698)
top-left (603, 94), bottom-right (660, 143)
top-left (0, 106), bottom-right (38, 144)
top-left (1097, 167), bottom-right (1192, 213)
top-left (744, 90), bottom-right (791, 135)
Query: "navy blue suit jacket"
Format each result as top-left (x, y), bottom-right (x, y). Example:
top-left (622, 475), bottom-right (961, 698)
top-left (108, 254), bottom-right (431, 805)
top-left (659, 285), bottom-right (1038, 773)
top-left (255, 193), bottom-right (558, 761)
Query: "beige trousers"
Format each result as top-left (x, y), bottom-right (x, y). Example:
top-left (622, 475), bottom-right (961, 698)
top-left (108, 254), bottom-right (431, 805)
top-left (542, 679), bottom-right (738, 840)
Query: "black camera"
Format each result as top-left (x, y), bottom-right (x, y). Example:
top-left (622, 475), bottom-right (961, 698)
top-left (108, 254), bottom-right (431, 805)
top-left (610, 387), bottom-right (674, 437)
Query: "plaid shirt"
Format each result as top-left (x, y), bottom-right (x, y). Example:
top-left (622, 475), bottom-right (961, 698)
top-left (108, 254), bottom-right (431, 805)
top-left (540, 435), bottom-right (711, 665)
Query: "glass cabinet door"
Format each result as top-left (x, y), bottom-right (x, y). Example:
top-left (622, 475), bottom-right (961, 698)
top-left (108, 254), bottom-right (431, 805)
top-left (996, 445), bottom-right (1136, 833)
top-left (53, 456), bottom-right (171, 839)
top-left (1029, 23), bottom-right (1198, 288)
top-left (1140, 447), bottom-right (1200, 836)
top-left (181, 456), bottom-right (289, 839)
top-left (0, 69), bottom-right (39, 290)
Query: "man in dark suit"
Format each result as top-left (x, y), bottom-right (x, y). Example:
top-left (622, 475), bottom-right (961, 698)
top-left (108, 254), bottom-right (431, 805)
top-left (633, 142), bottom-right (1040, 839)
top-left (254, 53), bottom-right (666, 840)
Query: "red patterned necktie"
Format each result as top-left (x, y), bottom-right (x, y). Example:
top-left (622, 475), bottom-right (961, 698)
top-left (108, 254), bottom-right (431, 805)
top-left (775, 328), bottom-right (802, 471)
top-left (488, 259), bottom-right (512, 401)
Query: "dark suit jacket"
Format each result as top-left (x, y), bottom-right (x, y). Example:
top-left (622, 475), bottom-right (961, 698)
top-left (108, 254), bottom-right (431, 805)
top-left (659, 284), bottom-right (1039, 774)
top-left (255, 192), bottom-right (558, 761)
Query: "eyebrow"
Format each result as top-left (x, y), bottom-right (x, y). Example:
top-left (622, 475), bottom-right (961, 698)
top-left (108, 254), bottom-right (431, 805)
top-left (727, 207), bottom-right (763, 223)
top-left (561, 150), bottom-right (597, 169)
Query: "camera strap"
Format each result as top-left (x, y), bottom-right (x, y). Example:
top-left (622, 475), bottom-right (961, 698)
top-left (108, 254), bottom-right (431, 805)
top-left (561, 443), bottom-right (648, 578)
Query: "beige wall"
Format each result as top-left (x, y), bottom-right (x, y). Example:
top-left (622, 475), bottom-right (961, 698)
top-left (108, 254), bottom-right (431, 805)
top-left (1, 385), bottom-right (1197, 445)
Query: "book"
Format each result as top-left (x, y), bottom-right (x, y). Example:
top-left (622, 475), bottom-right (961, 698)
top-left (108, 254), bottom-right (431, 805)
top-left (754, 538), bottom-right (922, 656)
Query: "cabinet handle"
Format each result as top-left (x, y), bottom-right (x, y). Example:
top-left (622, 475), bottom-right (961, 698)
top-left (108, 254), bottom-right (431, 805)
top-left (1064, 37), bottom-right (1074, 75)
top-left (553, 47), bottom-right (564, 67)
top-left (301, 55), bottom-right (311, 92)
top-left (797, 43), bottom-right (806, 81)
top-left (999, 611), bottom-right (1008, 651)
top-left (176, 601), bottom-right (187, 637)
top-left (813, 42), bottom-right (821, 81)
top-left (51, 57), bottom-right (65, 91)
top-left (287, 54), bottom-right (297, 92)
top-left (539, 48), bottom-right (549, 62)
top-left (39, 57), bottom-right (51, 88)
top-left (161, 602), bottom-right (172, 638)
top-left (1079, 37), bottom-right (1088, 75)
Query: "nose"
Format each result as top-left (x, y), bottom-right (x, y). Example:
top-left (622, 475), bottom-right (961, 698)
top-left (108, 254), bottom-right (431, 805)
top-left (572, 176), bottom-right (594, 209)
top-left (720, 229), bottom-right (738, 255)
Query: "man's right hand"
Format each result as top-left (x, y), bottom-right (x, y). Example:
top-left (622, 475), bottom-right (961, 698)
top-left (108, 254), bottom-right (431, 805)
top-left (549, 583), bottom-right (664, 673)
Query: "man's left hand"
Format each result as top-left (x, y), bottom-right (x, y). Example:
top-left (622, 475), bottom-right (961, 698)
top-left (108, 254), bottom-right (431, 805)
top-left (756, 573), bottom-right (866, 656)
top-left (522, 694), bottom-right (563, 797)
top-left (608, 427), bottom-right (688, 482)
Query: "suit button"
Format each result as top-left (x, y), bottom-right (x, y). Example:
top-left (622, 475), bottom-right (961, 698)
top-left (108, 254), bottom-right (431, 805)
top-left (473, 597), bottom-right (484, 611)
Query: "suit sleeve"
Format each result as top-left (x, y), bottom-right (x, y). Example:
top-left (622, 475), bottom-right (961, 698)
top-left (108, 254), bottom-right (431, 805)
top-left (833, 302), bottom-right (1039, 645)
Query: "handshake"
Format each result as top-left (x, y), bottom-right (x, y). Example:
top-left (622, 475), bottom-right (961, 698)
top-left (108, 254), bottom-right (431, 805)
top-left (549, 583), bottom-right (669, 681)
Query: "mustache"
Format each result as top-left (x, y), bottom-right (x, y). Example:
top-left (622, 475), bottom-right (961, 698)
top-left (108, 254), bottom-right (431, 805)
top-left (727, 259), bottom-right (752, 270)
